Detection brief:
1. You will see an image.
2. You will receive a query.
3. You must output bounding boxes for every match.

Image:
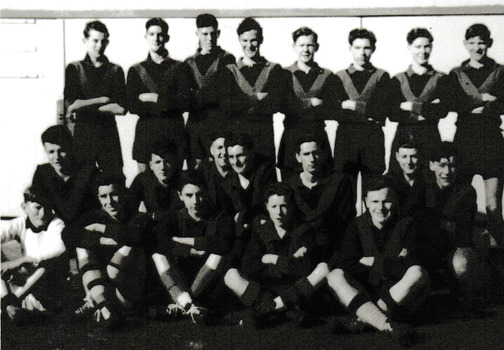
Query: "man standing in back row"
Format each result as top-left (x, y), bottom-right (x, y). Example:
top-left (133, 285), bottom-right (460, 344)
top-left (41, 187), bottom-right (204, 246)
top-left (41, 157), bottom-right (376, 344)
top-left (183, 14), bottom-right (235, 169)
top-left (333, 28), bottom-right (396, 197)
top-left (219, 17), bottom-right (286, 164)
top-left (64, 21), bottom-right (127, 179)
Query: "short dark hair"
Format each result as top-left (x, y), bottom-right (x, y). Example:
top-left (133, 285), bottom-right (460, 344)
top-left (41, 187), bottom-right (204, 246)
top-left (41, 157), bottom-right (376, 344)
top-left (263, 182), bottom-right (293, 204)
top-left (23, 185), bottom-right (50, 206)
top-left (292, 27), bottom-right (318, 44)
top-left (348, 28), bottom-right (376, 48)
top-left (41, 125), bottom-right (73, 151)
top-left (150, 137), bottom-right (177, 163)
top-left (176, 170), bottom-right (207, 192)
top-left (429, 142), bottom-right (458, 162)
top-left (295, 133), bottom-right (318, 154)
top-left (84, 21), bottom-right (109, 39)
top-left (93, 172), bottom-right (125, 194)
top-left (407, 28), bottom-right (434, 44)
top-left (465, 23), bottom-right (492, 45)
top-left (196, 13), bottom-right (218, 29)
top-left (145, 18), bottom-right (168, 35)
top-left (365, 176), bottom-right (395, 198)
top-left (224, 133), bottom-right (254, 153)
top-left (392, 131), bottom-right (418, 155)
top-left (237, 17), bottom-right (263, 43)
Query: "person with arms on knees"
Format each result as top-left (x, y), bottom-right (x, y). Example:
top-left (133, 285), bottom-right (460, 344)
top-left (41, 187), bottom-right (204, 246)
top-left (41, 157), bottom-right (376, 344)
top-left (224, 182), bottom-right (329, 327)
top-left (128, 137), bottom-right (181, 221)
top-left (415, 142), bottom-right (481, 313)
top-left (1, 186), bottom-right (67, 324)
top-left (127, 18), bottom-right (187, 172)
top-left (388, 28), bottom-right (448, 173)
top-left (221, 133), bottom-right (277, 267)
top-left (183, 14), bottom-right (235, 169)
top-left (151, 171), bottom-right (234, 323)
top-left (64, 21), bottom-right (127, 179)
top-left (278, 27), bottom-right (336, 180)
top-left (441, 24), bottom-right (504, 247)
top-left (327, 176), bottom-right (429, 346)
top-left (284, 134), bottom-right (355, 262)
top-left (386, 132), bottom-right (427, 218)
top-left (219, 17), bottom-right (286, 163)
top-left (74, 174), bottom-right (153, 329)
top-left (333, 28), bottom-right (397, 197)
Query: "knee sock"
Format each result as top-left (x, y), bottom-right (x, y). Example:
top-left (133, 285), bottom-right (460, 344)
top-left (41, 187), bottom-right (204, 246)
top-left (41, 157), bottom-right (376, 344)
top-left (348, 293), bottom-right (390, 331)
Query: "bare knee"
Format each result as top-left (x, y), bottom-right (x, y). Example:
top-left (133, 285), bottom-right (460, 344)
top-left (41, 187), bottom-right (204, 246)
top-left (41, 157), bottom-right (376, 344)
top-left (224, 268), bottom-right (240, 288)
top-left (107, 265), bottom-right (120, 281)
top-left (452, 248), bottom-right (471, 278)
top-left (327, 269), bottom-right (346, 292)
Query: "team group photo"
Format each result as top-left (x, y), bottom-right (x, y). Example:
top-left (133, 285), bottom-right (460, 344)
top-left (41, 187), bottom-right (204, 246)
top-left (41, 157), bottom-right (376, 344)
top-left (1, 2), bottom-right (504, 349)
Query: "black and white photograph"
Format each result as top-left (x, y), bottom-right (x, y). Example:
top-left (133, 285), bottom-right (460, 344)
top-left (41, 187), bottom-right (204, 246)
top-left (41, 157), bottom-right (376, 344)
top-left (1, 1), bottom-right (504, 349)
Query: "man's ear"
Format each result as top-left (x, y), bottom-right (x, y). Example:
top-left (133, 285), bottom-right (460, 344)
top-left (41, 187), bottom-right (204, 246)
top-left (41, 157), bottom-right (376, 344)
top-left (217, 29), bottom-right (221, 38)
top-left (21, 202), bottom-right (27, 213)
top-left (429, 161), bottom-right (435, 171)
top-left (295, 152), bottom-right (302, 164)
top-left (178, 191), bottom-right (183, 202)
top-left (488, 38), bottom-right (493, 48)
top-left (395, 152), bottom-right (401, 163)
top-left (314, 43), bottom-right (320, 52)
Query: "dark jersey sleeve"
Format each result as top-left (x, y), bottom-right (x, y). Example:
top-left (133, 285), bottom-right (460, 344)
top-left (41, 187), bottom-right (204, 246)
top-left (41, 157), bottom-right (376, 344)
top-left (126, 65), bottom-right (158, 116)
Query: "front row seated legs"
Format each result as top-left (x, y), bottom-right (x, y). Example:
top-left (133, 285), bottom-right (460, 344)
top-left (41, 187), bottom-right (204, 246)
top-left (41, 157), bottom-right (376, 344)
top-left (327, 265), bottom-right (431, 332)
top-left (224, 263), bottom-right (330, 321)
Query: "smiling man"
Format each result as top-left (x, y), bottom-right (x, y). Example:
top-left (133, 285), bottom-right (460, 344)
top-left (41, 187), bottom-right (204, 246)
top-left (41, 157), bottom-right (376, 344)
top-left (441, 23), bottom-right (504, 247)
top-left (64, 21), bottom-right (127, 179)
top-left (326, 176), bottom-right (429, 346)
top-left (219, 17), bottom-right (286, 163)
top-left (278, 27), bottom-right (337, 180)
top-left (74, 174), bottom-right (153, 329)
top-left (182, 14), bottom-right (235, 169)
top-left (127, 18), bottom-right (188, 172)
top-left (333, 29), bottom-right (396, 197)
top-left (388, 28), bottom-right (448, 174)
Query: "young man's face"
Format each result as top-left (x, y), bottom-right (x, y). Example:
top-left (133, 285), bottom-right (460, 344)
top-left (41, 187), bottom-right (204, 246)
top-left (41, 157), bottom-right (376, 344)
top-left (293, 35), bottom-right (318, 64)
top-left (145, 25), bottom-right (168, 53)
top-left (43, 142), bottom-right (70, 174)
top-left (227, 145), bottom-right (251, 175)
top-left (98, 184), bottom-right (123, 220)
top-left (395, 147), bottom-right (419, 176)
top-left (296, 141), bottom-right (320, 174)
top-left (266, 194), bottom-right (291, 229)
top-left (430, 156), bottom-right (457, 190)
top-left (84, 29), bottom-right (108, 60)
top-left (150, 153), bottom-right (174, 184)
top-left (197, 26), bottom-right (219, 54)
top-left (409, 37), bottom-right (432, 66)
top-left (210, 137), bottom-right (227, 169)
top-left (178, 184), bottom-right (207, 219)
top-left (239, 29), bottom-right (261, 59)
top-left (464, 36), bottom-right (488, 62)
top-left (22, 201), bottom-right (54, 229)
top-left (350, 38), bottom-right (374, 67)
top-left (365, 187), bottom-right (394, 228)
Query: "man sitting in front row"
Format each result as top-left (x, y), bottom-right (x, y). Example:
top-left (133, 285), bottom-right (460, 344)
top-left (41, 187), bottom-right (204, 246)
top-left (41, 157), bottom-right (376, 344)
top-left (327, 177), bottom-right (430, 346)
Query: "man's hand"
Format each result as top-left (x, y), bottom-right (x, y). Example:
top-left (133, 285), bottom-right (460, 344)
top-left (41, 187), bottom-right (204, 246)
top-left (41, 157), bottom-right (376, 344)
top-left (190, 248), bottom-right (205, 256)
top-left (310, 97), bottom-right (323, 107)
top-left (400, 101), bottom-right (413, 111)
top-left (262, 254), bottom-right (279, 265)
top-left (471, 106), bottom-right (485, 114)
top-left (431, 98), bottom-right (440, 104)
top-left (99, 237), bottom-right (117, 246)
top-left (359, 257), bottom-right (375, 266)
top-left (256, 92), bottom-right (268, 101)
top-left (398, 248), bottom-right (408, 257)
top-left (481, 93), bottom-right (497, 102)
top-left (341, 100), bottom-right (356, 111)
top-left (85, 223), bottom-right (106, 233)
top-left (139, 93), bottom-right (159, 103)
top-left (172, 237), bottom-right (195, 246)
top-left (293, 246), bottom-right (307, 258)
